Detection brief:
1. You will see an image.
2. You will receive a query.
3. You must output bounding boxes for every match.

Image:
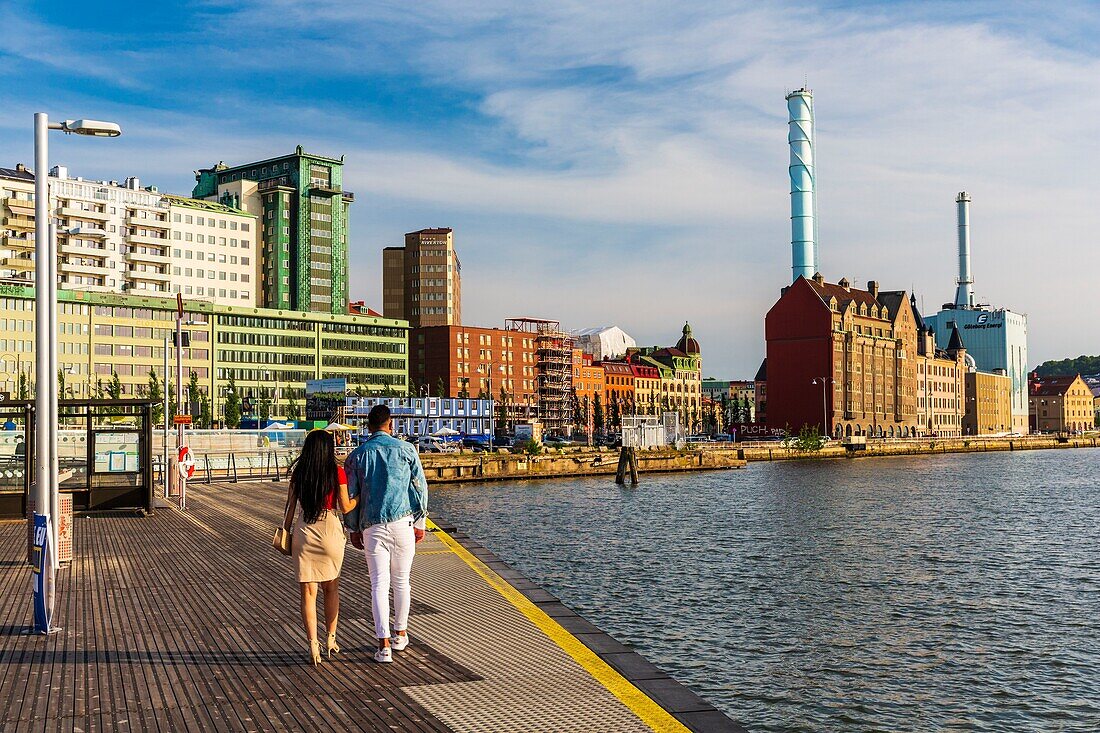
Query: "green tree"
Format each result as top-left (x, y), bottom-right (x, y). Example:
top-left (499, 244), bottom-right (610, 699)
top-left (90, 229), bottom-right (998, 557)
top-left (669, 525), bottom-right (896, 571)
top-left (223, 374), bottom-right (242, 429)
top-left (435, 377), bottom-right (446, 399)
top-left (187, 370), bottom-right (201, 416)
top-left (476, 386), bottom-right (487, 401)
top-left (259, 398), bottom-right (271, 424)
top-left (199, 391), bottom-right (212, 429)
top-left (57, 369), bottom-right (66, 400)
top-left (593, 394), bottom-right (605, 436)
top-left (789, 424), bottom-right (826, 452)
top-left (17, 371), bottom-right (30, 400)
top-left (147, 370), bottom-right (164, 424)
top-left (285, 395), bottom-right (301, 421)
top-left (166, 380), bottom-right (177, 421)
top-left (457, 378), bottom-right (469, 399)
top-left (497, 386), bottom-right (509, 433)
top-left (382, 381), bottom-right (397, 398)
top-left (1034, 355), bottom-right (1100, 377)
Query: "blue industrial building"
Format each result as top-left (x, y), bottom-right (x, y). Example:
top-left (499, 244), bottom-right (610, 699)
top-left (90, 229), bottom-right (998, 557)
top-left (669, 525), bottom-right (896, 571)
top-left (924, 193), bottom-right (1029, 432)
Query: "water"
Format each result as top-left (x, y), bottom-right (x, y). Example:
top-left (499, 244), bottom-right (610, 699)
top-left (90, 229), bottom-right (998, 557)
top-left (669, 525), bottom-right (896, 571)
top-left (431, 449), bottom-right (1100, 732)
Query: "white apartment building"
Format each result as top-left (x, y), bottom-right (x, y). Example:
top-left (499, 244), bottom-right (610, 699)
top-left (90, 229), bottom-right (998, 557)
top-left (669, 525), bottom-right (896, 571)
top-left (0, 165), bottom-right (258, 307)
top-left (165, 195), bottom-right (257, 304)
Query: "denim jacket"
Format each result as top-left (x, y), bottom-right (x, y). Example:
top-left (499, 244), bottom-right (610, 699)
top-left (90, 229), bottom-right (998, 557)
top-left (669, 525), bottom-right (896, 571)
top-left (342, 431), bottom-right (428, 532)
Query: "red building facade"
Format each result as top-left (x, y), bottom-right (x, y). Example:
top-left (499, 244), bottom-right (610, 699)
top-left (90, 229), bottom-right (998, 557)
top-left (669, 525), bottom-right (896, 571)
top-left (764, 275), bottom-right (919, 438)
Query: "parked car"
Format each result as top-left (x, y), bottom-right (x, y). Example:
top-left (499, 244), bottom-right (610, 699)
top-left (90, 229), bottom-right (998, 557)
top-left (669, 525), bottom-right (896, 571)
top-left (544, 436), bottom-right (575, 448)
top-left (416, 436), bottom-right (454, 453)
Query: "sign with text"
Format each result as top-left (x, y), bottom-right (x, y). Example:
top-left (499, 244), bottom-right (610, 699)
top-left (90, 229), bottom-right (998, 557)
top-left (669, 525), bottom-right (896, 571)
top-left (173, 414), bottom-right (192, 425)
top-left (31, 513), bottom-right (54, 634)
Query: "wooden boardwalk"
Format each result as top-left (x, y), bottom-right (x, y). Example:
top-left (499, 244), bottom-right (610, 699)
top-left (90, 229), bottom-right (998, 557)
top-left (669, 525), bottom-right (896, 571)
top-left (0, 483), bottom-right (738, 732)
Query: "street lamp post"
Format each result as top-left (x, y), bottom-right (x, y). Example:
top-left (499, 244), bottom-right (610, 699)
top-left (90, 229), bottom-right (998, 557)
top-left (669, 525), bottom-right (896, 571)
top-left (487, 362), bottom-right (502, 447)
top-left (33, 114), bottom-right (120, 581)
top-left (811, 377), bottom-right (831, 437)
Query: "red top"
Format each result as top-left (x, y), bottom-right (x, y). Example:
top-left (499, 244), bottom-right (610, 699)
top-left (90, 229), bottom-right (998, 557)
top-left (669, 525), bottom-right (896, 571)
top-left (322, 466), bottom-right (348, 510)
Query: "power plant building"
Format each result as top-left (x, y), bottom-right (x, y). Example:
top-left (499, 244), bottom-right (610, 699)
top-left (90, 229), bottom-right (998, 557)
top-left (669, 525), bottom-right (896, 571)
top-left (924, 193), bottom-right (1029, 433)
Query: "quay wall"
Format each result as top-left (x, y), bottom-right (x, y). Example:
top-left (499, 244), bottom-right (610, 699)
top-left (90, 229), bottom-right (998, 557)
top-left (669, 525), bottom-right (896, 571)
top-left (736, 435), bottom-right (1100, 462)
top-left (419, 448), bottom-right (746, 483)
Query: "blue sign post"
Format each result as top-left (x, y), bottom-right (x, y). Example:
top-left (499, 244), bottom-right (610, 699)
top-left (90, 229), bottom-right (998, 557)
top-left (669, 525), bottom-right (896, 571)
top-left (31, 513), bottom-right (56, 634)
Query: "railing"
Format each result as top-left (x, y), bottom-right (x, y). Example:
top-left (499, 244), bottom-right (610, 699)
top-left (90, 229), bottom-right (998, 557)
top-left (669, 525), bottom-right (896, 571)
top-left (190, 449), bottom-right (297, 484)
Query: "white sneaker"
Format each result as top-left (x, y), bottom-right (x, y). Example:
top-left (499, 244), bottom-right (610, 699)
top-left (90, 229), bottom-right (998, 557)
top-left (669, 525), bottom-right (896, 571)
top-left (391, 633), bottom-right (410, 652)
top-left (372, 647), bottom-right (393, 664)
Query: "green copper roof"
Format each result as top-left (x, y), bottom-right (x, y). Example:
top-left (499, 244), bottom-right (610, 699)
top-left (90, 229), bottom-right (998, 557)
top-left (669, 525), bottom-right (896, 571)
top-left (161, 193), bottom-right (254, 218)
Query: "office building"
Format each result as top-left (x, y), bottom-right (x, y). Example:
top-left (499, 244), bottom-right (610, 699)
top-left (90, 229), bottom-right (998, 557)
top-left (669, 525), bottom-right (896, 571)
top-left (0, 286), bottom-right (406, 422)
top-left (193, 146), bottom-right (353, 314)
top-left (964, 370), bottom-right (1013, 435)
top-left (382, 228), bottom-right (461, 327)
top-left (915, 321), bottom-right (967, 437)
top-left (409, 324), bottom-right (537, 429)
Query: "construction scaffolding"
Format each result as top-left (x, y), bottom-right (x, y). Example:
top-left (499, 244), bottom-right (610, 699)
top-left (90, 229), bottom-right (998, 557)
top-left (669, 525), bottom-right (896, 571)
top-left (506, 317), bottom-right (574, 436)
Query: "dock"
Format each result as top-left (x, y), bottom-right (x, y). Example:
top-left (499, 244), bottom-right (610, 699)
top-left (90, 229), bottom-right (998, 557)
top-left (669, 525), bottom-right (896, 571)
top-left (0, 482), bottom-right (744, 732)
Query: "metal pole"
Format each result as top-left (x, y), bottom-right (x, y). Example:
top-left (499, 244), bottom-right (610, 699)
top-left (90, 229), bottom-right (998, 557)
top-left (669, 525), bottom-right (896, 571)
top-left (163, 336), bottom-right (169, 498)
top-left (48, 219), bottom-right (60, 569)
top-left (32, 113), bottom-right (50, 529)
top-left (488, 365), bottom-right (494, 445)
top-left (175, 314), bottom-right (185, 510)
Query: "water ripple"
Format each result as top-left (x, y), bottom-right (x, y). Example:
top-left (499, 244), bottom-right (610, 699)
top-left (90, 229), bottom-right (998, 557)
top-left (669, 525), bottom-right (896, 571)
top-left (434, 448), bottom-right (1100, 732)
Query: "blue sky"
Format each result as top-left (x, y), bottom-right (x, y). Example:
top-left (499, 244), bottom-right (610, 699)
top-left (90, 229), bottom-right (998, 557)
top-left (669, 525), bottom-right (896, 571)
top-left (2, 0), bottom-right (1098, 375)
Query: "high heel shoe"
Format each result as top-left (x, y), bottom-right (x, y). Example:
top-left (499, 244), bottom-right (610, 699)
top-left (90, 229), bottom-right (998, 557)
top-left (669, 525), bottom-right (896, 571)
top-left (326, 632), bottom-right (340, 659)
top-left (309, 640), bottom-right (322, 666)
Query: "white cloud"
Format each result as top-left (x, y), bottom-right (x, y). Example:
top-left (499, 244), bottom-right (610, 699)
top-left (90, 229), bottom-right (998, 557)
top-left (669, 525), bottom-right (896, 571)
top-left (3, 1), bottom-right (1097, 374)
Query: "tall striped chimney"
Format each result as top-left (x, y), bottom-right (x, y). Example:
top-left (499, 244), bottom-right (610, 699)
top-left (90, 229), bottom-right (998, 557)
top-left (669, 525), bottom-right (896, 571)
top-left (954, 192), bottom-right (973, 308)
top-left (787, 88), bottom-right (816, 282)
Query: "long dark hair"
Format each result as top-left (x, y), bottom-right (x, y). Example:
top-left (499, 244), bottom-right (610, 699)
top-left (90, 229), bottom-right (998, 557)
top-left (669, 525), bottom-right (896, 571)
top-left (290, 430), bottom-right (339, 524)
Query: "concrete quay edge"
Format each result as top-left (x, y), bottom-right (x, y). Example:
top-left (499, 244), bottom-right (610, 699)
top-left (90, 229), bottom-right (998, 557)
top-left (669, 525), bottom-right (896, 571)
top-left (430, 516), bottom-right (748, 733)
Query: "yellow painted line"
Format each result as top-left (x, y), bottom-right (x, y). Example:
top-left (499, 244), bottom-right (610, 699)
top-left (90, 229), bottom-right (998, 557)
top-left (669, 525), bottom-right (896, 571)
top-left (427, 520), bottom-right (691, 733)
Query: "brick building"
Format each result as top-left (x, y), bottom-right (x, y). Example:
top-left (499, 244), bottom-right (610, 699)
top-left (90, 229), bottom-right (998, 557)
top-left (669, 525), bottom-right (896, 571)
top-left (383, 228), bottom-right (461, 327)
top-left (765, 275), bottom-right (919, 438)
top-left (409, 325), bottom-right (537, 427)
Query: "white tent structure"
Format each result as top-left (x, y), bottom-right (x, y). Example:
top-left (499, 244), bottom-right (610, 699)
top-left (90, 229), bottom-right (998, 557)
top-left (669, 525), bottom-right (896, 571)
top-left (570, 325), bottom-right (637, 362)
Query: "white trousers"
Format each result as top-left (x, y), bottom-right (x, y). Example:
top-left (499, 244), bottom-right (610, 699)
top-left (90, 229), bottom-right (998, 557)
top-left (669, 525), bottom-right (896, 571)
top-left (363, 517), bottom-right (416, 641)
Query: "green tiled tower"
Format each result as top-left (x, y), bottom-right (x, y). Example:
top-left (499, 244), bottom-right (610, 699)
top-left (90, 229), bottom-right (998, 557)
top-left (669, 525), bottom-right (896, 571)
top-left (193, 146), bottom-right (353, 314)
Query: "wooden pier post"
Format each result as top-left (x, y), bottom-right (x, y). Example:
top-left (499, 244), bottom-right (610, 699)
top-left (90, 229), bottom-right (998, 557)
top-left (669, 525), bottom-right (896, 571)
top-left (616, 447), bottom-right (639, 486)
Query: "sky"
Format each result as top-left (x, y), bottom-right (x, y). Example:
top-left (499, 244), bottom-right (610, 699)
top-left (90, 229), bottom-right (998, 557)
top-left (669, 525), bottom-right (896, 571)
top-left (1, 0), bottom-right (1097, 376)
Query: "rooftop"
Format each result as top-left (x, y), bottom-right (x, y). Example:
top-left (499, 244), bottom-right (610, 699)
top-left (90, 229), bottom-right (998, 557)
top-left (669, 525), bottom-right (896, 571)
top-left (161, 193), bottom-right (254, 217)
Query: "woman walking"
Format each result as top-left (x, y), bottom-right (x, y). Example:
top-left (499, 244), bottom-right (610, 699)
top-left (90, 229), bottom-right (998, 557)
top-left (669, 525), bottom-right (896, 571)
top-left (282, 429), bottom-right (357, 665)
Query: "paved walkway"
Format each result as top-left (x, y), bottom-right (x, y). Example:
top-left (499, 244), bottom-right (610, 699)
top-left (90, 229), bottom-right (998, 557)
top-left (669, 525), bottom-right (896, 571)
top-left (0, 482), bottom-right (743, 732)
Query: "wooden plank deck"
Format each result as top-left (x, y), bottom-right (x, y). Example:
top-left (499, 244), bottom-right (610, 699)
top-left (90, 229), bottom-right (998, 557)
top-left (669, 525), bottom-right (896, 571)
top-left (0, 485), bottom-right (477, 732)
top-left (0, 481), bottom-right (733, 733)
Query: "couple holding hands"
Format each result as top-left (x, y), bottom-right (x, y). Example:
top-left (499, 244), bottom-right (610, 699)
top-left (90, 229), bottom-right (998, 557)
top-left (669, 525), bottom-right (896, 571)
top-left (281, 404), bottom-right (428, 665)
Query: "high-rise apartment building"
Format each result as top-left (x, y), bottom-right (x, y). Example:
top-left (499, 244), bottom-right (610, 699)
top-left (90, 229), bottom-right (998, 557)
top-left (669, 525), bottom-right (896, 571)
top-left (382, 228), bottom-right (461, 327)
top-left (0, 165), bottom-right (258, 307)
top-left (193, 146), bottom-right (353, 314)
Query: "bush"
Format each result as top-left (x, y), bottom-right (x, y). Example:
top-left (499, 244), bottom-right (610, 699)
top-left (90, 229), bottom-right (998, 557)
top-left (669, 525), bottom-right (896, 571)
top-left (788, 425), bottom-right (826, 452)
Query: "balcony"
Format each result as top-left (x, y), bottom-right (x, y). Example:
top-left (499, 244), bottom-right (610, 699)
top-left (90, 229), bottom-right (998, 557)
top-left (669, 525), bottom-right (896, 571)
top-left (1, 234), bottom-right (34, 251)
top-left (126, 232), bottom-right (169, 246)
top-left (127, 269), bottom-right (171, 283)
top-left (60, 260), bottom-right (110, 276)
top-left (59, 241), bottom-right (107, 257)
top-left (69, 225), bottom-right (108, 238)
top-left (0, 257), bottom-right (35, 272)
top-left (125, 249), bottom-right (171, 265)
top-left (2, 197), bottom-right (35, 213)
top-left (127, 215), bottom-right (170, 230)
top-left (2, 216), bottom-right (34, 232)
top-left (59, 206), bottom-right (109, 222)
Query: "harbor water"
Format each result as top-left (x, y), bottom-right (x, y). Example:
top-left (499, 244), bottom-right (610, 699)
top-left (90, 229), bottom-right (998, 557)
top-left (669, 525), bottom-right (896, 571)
top-left (432, 449), bottom-right (1100, 732)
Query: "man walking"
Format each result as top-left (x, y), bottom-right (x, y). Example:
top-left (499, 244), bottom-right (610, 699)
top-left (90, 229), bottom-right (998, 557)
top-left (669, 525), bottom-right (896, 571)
top-left (343, 404), bottom-right (428, 663)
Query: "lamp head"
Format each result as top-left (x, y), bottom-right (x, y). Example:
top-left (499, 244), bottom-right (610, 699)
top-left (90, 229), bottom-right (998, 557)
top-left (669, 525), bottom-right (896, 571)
top-left (60, 119), bottom-right (122, 137)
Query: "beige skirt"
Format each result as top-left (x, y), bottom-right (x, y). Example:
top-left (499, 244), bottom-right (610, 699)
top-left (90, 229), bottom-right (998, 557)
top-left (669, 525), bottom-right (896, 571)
top-left (292, 510), bottom-right (346, 583)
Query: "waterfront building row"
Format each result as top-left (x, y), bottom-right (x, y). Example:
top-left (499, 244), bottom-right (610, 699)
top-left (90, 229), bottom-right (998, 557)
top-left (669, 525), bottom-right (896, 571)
top-left (764, 274), bottom-right (1012, 438)
top-left (408, 321), bottom-right (703, 434)
top-left (343, 396), bottom-right (493, 438)
top-left (0, 286), bottom-right (407, 422)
